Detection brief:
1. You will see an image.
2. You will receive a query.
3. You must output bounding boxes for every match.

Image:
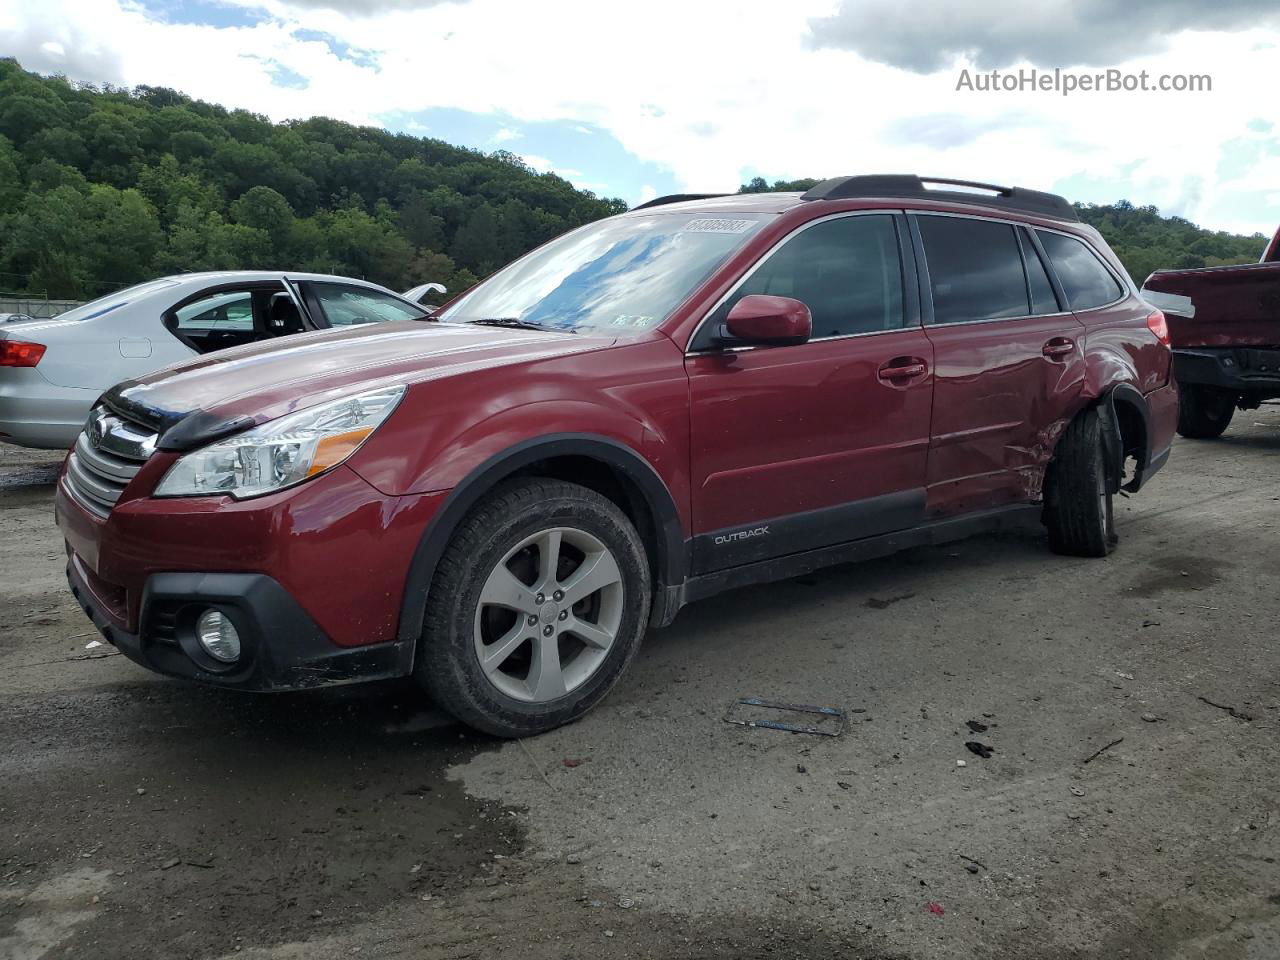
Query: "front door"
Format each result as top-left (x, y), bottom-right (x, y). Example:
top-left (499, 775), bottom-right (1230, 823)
top-left (686, 212), bottom-right (934, 574)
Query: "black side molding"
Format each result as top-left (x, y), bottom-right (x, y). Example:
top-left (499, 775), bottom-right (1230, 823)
top-left (681, 504), bottom-right (1041, 607)
top-left (692, 489), bottom-right (925, 575)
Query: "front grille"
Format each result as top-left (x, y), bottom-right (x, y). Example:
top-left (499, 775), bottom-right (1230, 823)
top-left (64, 408), bottom-right (157, 517)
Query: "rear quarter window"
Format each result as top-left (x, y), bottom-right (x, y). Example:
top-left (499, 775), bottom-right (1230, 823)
top-left (1037, 231), bottom-right (1125, 311)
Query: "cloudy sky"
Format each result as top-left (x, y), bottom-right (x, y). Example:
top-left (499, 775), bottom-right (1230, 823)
top-left (3, 0), bottom-right (1280, 237)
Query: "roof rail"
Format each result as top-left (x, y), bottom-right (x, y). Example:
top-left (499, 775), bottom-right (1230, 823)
top-left (800, 175), bottom-right (1079, 222)
top-left (630, 193), bottom-right (731, 211)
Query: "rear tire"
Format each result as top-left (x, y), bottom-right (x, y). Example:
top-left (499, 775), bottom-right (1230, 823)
top-left (1176, 384), bottom-right (1234, 439)
top-left (1044, 409), bottom-right (1117, 558)
top-left (416, 478), bottom-right (651, 738)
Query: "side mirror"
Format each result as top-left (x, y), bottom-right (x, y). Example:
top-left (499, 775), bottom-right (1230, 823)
top-left (723, 294), bottom-right (811, 347)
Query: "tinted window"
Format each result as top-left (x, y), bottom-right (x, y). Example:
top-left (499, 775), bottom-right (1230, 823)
top-left (919, 216), bottom-right (1029, 324)
top-left (310, 283), bottom-right (426, 326)
top-left (711, 215), bottom-right (904, 339)
top-left (1020, 230), bottom-right (1060, 314)
top-left (1036, 231), bottom-right (1124, 310)
top-left (174, 290), bottom-right (255, 331)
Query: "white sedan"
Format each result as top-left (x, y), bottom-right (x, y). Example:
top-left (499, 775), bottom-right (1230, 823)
top-left (0, 272), bottom-right (428, 449)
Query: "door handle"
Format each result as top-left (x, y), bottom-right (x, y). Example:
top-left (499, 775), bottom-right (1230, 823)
top-left (1042, 337), bottom-right (1076, 359)
top-left (878, 357), bottom-right (928, 382)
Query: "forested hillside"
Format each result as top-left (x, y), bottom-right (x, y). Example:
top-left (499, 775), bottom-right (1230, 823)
top-left (740, 177), bottom-right (1270, 284)
top-left (0, 59), bottom-right (625, 300)
top-left (1073, 201), bottom-right (1266, 283)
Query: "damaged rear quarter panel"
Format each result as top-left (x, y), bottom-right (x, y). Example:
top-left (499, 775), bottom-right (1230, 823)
top-left (1077, 297), bottom-right (1166, 400)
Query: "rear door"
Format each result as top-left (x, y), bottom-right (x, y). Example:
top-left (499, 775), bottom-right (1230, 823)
top-left (912, 213), bottom-right (1086, 515)
top-left (685, 212), bottom-right (934, 573)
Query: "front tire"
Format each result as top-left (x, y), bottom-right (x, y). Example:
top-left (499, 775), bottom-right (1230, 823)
top-left (1044, 409), bottom-right (1118, 558)
top-left (416, 478), bottom-right (651, 738)
top-left (1176, 383), bottom-right (1234, 439)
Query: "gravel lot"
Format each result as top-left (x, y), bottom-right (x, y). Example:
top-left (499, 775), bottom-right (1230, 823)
top-left (2, 411), bottom-right (1278, 960)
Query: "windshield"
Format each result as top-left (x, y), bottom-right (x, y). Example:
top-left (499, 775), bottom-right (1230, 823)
top-left (54, 278), bottom-right (180, 322)
top-left (439, 212), bottom-right (770, 335)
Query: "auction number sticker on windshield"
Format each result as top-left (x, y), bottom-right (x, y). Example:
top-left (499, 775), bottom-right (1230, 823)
top-left (681, 218), bottom-right (756, 234)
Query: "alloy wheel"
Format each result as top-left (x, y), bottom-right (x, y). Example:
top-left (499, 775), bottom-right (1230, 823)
top-left (473, 526), bottom-right (624, 703)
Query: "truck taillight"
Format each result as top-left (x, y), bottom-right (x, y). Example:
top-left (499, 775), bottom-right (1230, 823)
top-left (1146, 310), bottom-right (1170, 346)
top-left (0, 340), bottom-right (46, 367)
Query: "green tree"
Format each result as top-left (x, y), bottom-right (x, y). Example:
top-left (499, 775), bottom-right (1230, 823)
top-left (3, 185), bottom-right (94, 296)
top-left (0, 59), bottom-right (650, 294)
top-left (451, 202), bottom-right (500, 272)
top-left (83, 185), bottom-right (164, 284)
top-left (230, 185), bottom-right (296, 258)
top-left (399, 190), bottom-right (446, 250)
top-left (0, 135), bottom-right (22, 215)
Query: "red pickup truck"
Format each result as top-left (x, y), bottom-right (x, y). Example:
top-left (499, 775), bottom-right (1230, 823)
top-left (1141, 226), bottom-right (1280, 437)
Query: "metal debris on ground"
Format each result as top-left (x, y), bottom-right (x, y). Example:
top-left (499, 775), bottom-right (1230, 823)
top-left (723, 697), bottom-right (847, 737)
top-left (1081, 737), bottom-right (1124, 764)
top-left (1198, 696), bottom-right (1254, 721)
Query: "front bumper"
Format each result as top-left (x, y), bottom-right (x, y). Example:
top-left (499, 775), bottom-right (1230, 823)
top-left (1173, 347), bottom-right (1280, 396)
top-left (55, 457), bottom-right (448, 691)
top-left (67, 556), bottom-right (414, 690)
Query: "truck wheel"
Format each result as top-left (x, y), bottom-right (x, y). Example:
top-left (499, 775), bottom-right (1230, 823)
top-left (1176, 384), bottom-right (1234, 439)
top-left (416, 478), bottom-right (651, 738)
top-left (1044, 409), bottom-right (1117, 558)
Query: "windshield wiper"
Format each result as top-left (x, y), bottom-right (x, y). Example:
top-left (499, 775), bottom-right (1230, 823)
top-left (466, 317), bottom-right (570, 333)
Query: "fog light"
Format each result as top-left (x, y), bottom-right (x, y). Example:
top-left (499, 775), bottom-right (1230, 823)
top-left (196, 609), bottom-right (241, 663)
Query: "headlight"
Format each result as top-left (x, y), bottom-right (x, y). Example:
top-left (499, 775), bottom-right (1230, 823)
top-left (154, 385), bottom-right (405, 499)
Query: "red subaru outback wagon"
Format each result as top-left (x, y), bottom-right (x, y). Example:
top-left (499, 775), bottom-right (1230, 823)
top-left (56, 176), bottom-right (1177, 737)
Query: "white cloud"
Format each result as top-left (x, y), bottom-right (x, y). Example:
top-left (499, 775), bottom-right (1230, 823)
top-left (637, 185), bottom-right (658, 204)
top-left (3, 0), bottom-right (1279, 233)
top-left (808, 0), bottom-right (1280, 73)
top-left (492, 127), bottom-right (520, 143)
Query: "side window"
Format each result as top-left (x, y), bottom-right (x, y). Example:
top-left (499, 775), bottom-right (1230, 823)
top-left (712, 215), bottom-right (904, 339)
top-left (308, 282), bottom-right (425, 326)
top-left (918, 216), bottom-right (1029, 324)
top-left (1019, 229), bottom-right (1060, 315)
top-left (1036, 231), bottom-right (1124, 311)
top-left (173, 290), bottom-right (255, 331)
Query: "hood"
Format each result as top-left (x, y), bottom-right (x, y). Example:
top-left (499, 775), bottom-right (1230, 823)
top-left (103, 320), bottom-right (614, 451)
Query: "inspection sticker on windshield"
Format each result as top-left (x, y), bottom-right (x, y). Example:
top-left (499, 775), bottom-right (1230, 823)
top-left (682, 218), bottom-right (755, 234)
